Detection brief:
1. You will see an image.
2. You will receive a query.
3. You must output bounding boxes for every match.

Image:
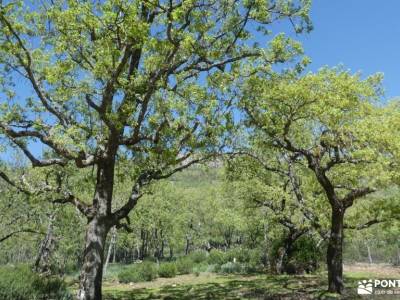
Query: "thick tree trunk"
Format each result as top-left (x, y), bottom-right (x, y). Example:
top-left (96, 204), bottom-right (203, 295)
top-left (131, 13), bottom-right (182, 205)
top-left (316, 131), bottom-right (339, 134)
top-left (77, 217), bottom-right (110, 300)
top-left (327, 208), bottom-right (345, 294)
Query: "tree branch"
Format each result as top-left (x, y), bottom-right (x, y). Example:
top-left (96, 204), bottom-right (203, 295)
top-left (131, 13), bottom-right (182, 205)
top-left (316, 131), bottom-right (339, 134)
top-left (344, 219), bottom-right (384, 230)
top-left (0, 229), bottom-right (44, 243)
top-left (0, 169), bottom-right (31, 195)
top-left (52, 194), bottom-right (94, 218)
top-left (343, 187), bottom-right (376, 208)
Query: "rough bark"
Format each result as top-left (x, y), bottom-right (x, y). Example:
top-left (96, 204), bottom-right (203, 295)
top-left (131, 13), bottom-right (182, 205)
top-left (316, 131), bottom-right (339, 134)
top-left (77, 217), bottom-right (110, 300)
top-left (34, 213), bottom-right (56, 275)
top-left (77, 153), bottom-right (117, 300)
top-left (327, 208), bottom-right (345, 294)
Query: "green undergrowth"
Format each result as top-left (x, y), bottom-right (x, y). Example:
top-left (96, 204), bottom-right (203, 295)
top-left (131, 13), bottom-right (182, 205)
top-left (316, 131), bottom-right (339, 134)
top-left (102, 272), bottom-right (371, 300)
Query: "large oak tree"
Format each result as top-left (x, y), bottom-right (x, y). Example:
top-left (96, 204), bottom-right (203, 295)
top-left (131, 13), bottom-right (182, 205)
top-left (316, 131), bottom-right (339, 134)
top-left (0, 0), bottom-right (311, 298)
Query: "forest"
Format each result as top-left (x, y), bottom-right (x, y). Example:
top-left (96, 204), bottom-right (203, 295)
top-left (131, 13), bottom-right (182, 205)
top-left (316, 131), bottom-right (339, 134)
top-left (0, 0), bottom-right (399, 299)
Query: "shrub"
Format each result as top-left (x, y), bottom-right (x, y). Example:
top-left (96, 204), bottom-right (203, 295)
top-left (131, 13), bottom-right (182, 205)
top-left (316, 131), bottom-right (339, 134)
top-left (0, 265), bottom-right (71, 300)
top-left (118, 262), bottom-right (158, 283)
top-left (175, 257), bottom-right (194, 274)
top-left (269, 234), bottom-right (322, 274)
top-left (187, 250), bottom-right (208, 264)
top-left (241, 263), bottom-right (258, 274)
top-left (248, 249), bottom-right (263, 267)
top-left (32, 275), bottom-right (71, 299)
top-left (158, 262), bottom-right (177, 278)
top-left (291, 236), bottom-right (322, 270)
top-left (143, 257), bottom-right (158, 263)
top-left (225, 247), bottom-right (262, 264)
top-left (225, 248), bottom-right (246, 263)
top-left (118, 268), bottom-right (138, 283)
top-left (219, 262), bottom-right (242, 274)
top-left (206, 264), bottom-right (221, 273)
top-left (207, 249), bottom-right (227, 265)
top-left (192, 263), bottom-right (208, 273)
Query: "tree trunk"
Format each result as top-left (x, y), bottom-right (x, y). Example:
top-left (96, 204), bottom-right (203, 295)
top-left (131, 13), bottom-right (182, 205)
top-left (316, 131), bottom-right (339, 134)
top-left (34, 213), bottom-right (56, 275)
top-left (77, 147), bottom-right (117, 300)
top-left (327, 208), bottom-right (345, 294)
top-left (275, 247), bottom-right (285, 274)
top-left (103, 226), bottom-right (116, 276)
top-left (112, 241), bottom-right (116, 263)
top-left (185, 236), bottom-right (191, 255)
top-left (397, 248), bottom-right (400, 266)
top-left (275, 228), bottom-right (306, 274)
top-left (160, 240), bottom-right (165, 258)
top-left (140, 229), bottom-right (147, 259)
top-left (365, 241), bottom-right (373, 265)
top-left (77, 217), bottom-right (110, 300)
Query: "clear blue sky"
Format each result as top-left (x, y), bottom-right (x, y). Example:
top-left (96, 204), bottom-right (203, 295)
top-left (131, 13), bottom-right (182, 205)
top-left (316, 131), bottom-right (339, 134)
top-left (293, 0), bottom-right (400, 100)
top-left (2, 0), bottom-right (399, 160)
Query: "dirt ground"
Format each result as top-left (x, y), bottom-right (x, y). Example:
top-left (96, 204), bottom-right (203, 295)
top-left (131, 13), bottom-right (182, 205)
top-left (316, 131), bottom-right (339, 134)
top-left (344, 263), bottom-right (400, 278)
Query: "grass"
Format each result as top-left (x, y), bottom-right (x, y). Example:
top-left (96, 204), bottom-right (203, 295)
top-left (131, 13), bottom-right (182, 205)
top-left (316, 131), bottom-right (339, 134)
top-left (101, 272), bottom-right (363, 299)
top-left (66, 263), bottom-right (400, 299)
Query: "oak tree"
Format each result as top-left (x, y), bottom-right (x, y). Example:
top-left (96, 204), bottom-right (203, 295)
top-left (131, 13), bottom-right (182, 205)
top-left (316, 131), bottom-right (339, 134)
top-left (0, 0), bottom-right (311, 298)
top-left (241, 67), bottom-right (397, 293)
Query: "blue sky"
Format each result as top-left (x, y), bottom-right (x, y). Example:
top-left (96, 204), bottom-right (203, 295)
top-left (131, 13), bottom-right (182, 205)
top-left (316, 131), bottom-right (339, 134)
top-left (3, 0), bottom-right (399, 160)
top-left (293, 0), bottom-right (400, 99)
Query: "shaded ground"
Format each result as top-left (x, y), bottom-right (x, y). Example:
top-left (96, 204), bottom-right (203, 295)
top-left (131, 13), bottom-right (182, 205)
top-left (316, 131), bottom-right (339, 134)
top-left (102, 273), bottom-right (354, 299)
top-left (97, 264), bottom-right (400, 299)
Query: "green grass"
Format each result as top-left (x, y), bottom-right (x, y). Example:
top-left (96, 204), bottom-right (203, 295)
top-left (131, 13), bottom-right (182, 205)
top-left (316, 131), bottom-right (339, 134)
top-left (63, 264), bottom-right (399, 299)
top-left (101, 272), bottom-right (369, 300)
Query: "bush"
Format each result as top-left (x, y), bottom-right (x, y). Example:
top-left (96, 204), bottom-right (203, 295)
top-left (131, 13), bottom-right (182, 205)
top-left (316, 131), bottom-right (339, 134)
top-left (292, 236), bottom-right (322, 270)
top-left (241, 263), bottom-right (258, 274)
top-left (248, 249), bottom-right (263, 266)
top-left (219, 262), bottom-right (242, 274)
top-left (143, 257), bottom-right (158, 263)
top-left (225, 247), bottom-right (262, 264)
top-left (187, 250), bottom-right (208, 264)
top-left (175, 257), bottom-right (194, 274)
top-left (206, 264), bottom-right (221, 273)
top-left (118, 262), bottom-right (158, 283)
top-left (118, 268), bottom-right (137, 283)
top-left (0, 265), bottom-right (71, 300)
top-left (158, 262), bottom-right (177, 278)
top-left (269, 234), bottom-right (321, 274)
top-left (192, 263), bottom-right (208, 273)
top-left (225, 248), bottom-right (247, 263)
top-left (207, 249), bottom-right (228, 265)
